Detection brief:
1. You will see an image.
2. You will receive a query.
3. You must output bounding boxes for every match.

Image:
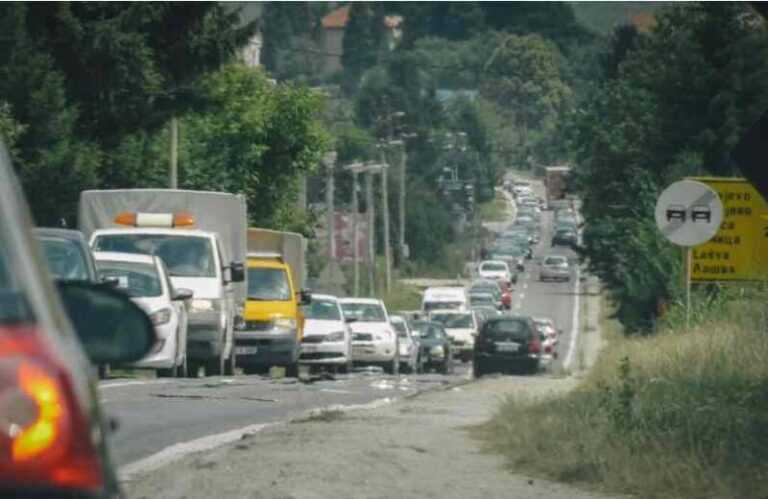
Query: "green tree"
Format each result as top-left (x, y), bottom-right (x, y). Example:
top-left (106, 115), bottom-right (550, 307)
top-left (181, 64), bottom-right (331, 228)
top-left (342, 2), bottom-right (387, 92)
top-left (481, 33), bottom-right (572, 166)
top-left (571, 2), bottom-right (768, 330)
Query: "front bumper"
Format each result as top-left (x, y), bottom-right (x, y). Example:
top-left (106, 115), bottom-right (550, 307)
top-left (299, 341), bottom-right (350, 365)
top-left (235, 330), bottom-right (299, 366)
top-left (541, 270), bottom-right (570, 280)
top-left (134, 322), bottom-right (177, 368)
top-left (351, 341), bottom-right (396, 363)
top-left (187, 310), bottom-right (225, 359)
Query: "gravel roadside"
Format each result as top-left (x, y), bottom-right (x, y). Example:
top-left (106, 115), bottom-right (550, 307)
top-left (125, 373), bottom-right (615, 499)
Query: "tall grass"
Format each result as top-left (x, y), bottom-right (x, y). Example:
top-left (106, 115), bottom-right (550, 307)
top-left (477, 288), bottom-right (768, 499)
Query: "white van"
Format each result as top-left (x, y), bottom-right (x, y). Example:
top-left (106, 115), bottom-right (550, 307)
top-left (421, 287), bottom-right (468, 313)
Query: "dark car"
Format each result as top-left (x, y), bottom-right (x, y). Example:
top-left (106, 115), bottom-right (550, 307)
top-left (473, 316), bottom-right (542, 377)
top-left (552, 228), bottom-right (578, 247)
top-left (34, 228), bottom-right (115, 378)
top-left (0, 142), bottom-right (156, 498)
top-left (34, 228), bottom-right (100, 283)
top-left (410, 320), bottom-right (454, 374)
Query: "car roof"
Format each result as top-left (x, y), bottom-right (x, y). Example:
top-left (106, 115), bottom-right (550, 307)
top-left (339, 297), bottom-right (382, 305)
top-left (34, 227), bottom-right (89, 243)
top-left (389, 315), bottom-right (406, 323)
top-left (93, 251), bottom-right (158, 265)
top-left (309, 293), bottom-right (338, 302)
top-left (544, 254), bottom-right (568, 260)
top-left (430, 309), bottom-right (472, 315)
top-left (479, 260), bottom-right (508, 266)
top-left (91, 227), bottom-right (214, 238)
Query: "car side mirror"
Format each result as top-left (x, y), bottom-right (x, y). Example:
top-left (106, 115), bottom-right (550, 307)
top-left (229, 262), bottom-right (245, 283)
top-left (299, 289), bottom-right (312, 305)
top-left (56, 281), bottom-right (156, 365)
top-left (173, 288), bottom-right (194, 301)
top-left (345, 316), bottom-right (358, 323)
top-left (101, 276), bottom-right (120, 288)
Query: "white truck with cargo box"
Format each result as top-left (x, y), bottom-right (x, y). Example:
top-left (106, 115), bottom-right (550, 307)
top-left (78, 189), bottom-right (247, 376)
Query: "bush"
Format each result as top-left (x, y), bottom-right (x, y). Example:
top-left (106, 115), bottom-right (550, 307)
top-left (478, 290), bottom-right (768, 499)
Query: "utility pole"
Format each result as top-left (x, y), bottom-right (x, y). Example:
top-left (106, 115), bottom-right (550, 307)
top-left (169, 116), bottom-right (179, 189)
top-left (381, 162), bottom-right (391, 293)
top-left (323, 151), bottom-right (338, 262)
top-left (365, 169), bottom-right (376, 296)
top-left (344, 162), bottom-right (365, 297)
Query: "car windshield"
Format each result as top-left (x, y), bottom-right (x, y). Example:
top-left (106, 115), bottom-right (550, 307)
top-left (304, 298), bottom-right (341, 321)
top-left (481, 263), bottom-right (506, 272)
top-left (38, 238), bottom-right (89, 281)
top-left (391, 320), bottom-right (408, 337)
top-left (431, 313), bottom-right (473, 329)
top-left (483, 319), bottom-right (531, 342)
top-left (341, 302), bottom-right (386, 322)
top-left (411, 322), bottom-right (440, 339)
top-left (96, 260), bottom-right (163, 298)
top-left (544, 257), bottom-right (567, 266)
top-left (247, 267), bottom-right (291, 301)
top-left (423, 301), bottom-right (462, 312)
top-left (93, 234), bottom-right (215, 278)
top-left (470, 295), bottom-right (494, 306)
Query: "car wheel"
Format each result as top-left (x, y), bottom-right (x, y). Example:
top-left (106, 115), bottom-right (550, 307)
top-left (473, 361), bottom-right (484, 378)
top-left (186, 360), bottom-right (202, 378)
top-left (285, 363), bottom-right (299, 378)
top-left (205, 353), bottom-right (225, 376)
top-left (97, 364), bottom-right (110, 380)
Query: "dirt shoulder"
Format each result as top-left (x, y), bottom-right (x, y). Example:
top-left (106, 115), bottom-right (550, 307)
top-left (125, 373), bottom-right (616, 499)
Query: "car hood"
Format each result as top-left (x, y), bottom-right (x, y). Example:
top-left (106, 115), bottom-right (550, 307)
top-left (170, 277), bottom-right (221, 300)
top-left (304, 319), bottom-right (345, 336)
top-left (348, 321), bottom-right (391, 334)
top-left (131, 296), bottom-right (169, 315)
top-left (444, 327), bottom-right (476, 339)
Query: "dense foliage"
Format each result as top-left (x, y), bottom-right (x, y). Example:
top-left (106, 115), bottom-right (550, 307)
top-left (570, 3), bottom-right (768, 330)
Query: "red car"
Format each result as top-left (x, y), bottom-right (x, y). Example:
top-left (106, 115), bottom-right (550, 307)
top-left (0, 142), bottom-right (155, 498)
top-left (498, 281), bottom-right (513, 309)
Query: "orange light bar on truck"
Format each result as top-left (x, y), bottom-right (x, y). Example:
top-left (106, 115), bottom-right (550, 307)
top-left (114, 212), bottom-right (195, 228)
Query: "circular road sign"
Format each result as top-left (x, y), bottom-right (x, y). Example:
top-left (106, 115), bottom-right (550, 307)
top-left (654, 180), bottom-right (723, 247)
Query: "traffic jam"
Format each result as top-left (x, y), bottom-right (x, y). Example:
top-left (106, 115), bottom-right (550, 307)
top-left (0, 143), bottom-right (579, 497)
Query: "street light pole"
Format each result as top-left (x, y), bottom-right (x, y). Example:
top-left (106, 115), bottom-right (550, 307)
top-left (344, 162), bottom-right (365, 297)
top-left (323, 152), bottom-right (338, 262)
top-left (381, 162), bottom-right (391, 293)
top-left (169, 116), bottom-right (179, 189)
top-left (365, 169), bottom-right (376, 296)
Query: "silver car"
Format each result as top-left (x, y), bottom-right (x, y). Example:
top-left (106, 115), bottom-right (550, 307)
top-left (540, 255), bottom-right (571, 282)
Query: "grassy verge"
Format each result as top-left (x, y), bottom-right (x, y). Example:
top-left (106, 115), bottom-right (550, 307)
top-left (476, 290), bottom-right (768, 499)
top-left (477, 190), bottom-right (509, 222)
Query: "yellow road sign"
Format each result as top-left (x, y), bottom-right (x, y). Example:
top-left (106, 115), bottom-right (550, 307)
top-left (688, 177), bottom-right (768, 281)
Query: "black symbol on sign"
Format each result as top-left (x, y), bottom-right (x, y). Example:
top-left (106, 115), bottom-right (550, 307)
top-left (666, 204), bottom-right (686, 222)
top-left (691, 205), bottom-right (712, 223)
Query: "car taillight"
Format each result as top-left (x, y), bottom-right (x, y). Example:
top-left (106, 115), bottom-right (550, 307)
top-left (528, 337), bottom-right (541, 354)
top-left (0, 325), bottom-right (103, 492)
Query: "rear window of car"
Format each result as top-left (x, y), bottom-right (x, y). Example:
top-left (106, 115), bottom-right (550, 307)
top-left (481, 262), bottom-right (506, 272)
top-left (544, 256), bottom-right (567, 265)
top-left (482, 319), bottom-right (532, 341)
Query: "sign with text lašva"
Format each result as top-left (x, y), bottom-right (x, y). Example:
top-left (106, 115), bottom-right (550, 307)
top-left (688, 177), bottom-right (768, 282)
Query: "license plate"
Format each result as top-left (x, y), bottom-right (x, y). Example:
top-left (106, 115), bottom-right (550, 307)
top-left (235, 346), bottom-right (259, 355)
top-left (301, 345), bottom-right (318, 353)
top-left (495, 342), bottom-right (520, 352)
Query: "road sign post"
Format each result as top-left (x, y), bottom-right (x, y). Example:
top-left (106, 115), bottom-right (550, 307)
top-left (655, 180), bottom-right (724, 330)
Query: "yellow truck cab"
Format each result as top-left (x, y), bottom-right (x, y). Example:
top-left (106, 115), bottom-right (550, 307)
top-left (235, 229), bottom-right (309, 376)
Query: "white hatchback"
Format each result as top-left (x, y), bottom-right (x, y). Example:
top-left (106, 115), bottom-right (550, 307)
top-left (340, 298), bottom-right (399, 374)
top-left (390, 315), bottom-right (420, 373)
top-left (299, 294), bottom-right (352, 372)
top-left (94, 251), bottom-right (191, 376)
top-left (428, 309), bottom-right (479, 363)
top-left (477, 260), bottom-right (512, 284)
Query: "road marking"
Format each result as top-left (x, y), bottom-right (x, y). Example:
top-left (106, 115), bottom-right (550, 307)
top-left (563, 266), bottom-right (581, 370)
top-left (319, 388), bottom-right (352, 394)
top-left (99, 379), bottom-right (173, 390)
top-left (522, 283), bottom-right (528, 290)
top-left (518, 293), bottom-right (525, 300)
top-left (118, 396), bottom-right (396, 481)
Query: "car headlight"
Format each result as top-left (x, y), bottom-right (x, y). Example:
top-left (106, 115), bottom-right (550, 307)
top-left (191, 299), bottom-right (219, 312)
top-left (324, 331), bottom-right (345, 342)
top-left (150, 308), bottom-right (173, 326)
top-left (430, 345), bottom-right (445, 357)
top-left (273, 317), bottom-right (297, 330)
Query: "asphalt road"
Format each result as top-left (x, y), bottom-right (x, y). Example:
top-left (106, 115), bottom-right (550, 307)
top-left (101, 174), bottom-right (581, 476)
